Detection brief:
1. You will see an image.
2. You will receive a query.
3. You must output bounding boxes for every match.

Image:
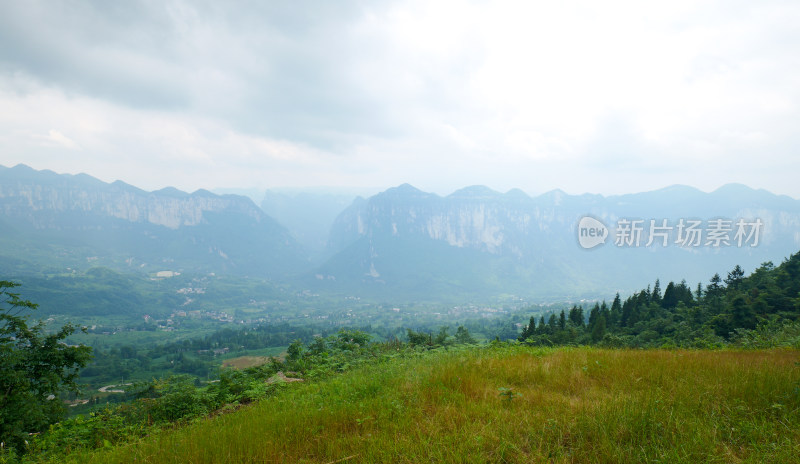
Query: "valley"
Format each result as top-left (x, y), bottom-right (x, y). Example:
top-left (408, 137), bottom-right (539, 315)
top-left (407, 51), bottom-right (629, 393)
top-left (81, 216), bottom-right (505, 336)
top-left (2, 165), bottom-right (799, 463)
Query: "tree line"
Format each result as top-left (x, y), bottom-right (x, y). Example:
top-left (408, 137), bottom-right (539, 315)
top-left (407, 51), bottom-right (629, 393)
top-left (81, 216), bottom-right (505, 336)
top-left (518, 251), bottom-right (800, 347)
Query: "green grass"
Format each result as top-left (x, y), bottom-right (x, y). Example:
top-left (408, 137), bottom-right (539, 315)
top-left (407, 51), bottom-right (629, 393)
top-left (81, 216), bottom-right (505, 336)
top-left (63, 346), bottom-right (800, 463)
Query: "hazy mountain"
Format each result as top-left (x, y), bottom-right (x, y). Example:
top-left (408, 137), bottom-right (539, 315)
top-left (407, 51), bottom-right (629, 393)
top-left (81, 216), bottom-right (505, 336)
top-left (260, 189), bottom-right (358, 262)
top-left (0, 164), bottom-right (308, 277)
top-left (312, 183), bottom-right (800, 301)
top-left (4, 163), bottom-right (798, 303)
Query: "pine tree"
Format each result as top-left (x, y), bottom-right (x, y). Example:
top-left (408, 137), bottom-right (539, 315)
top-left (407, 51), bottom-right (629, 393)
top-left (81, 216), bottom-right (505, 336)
top-left (547, 314), bottom-right (558, 333)
top-left (729, 295), bottom-right (756, 330)
top-left (588, 304), bottom-right (600, 331)
top-left (568, 305), bottom-right (584, 327)
top-left (662, 281), bottom-right (678, 308)
top-left (652, 279), bottom-right (662, 304)
top-left (518, 316), bottom-right (536, 341)
top-left (725, 265), bottom-right (745, 290)
top-left (609, 294), bottom-right (622, 328)
top-left (706, 274), bottom-right (724, 314)
top-left (591, 314), bottom-right (607, 343)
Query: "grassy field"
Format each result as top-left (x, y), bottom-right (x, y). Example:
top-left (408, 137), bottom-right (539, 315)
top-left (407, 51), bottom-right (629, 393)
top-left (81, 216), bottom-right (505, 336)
top-left (70, 346), bottom-right (800, 463)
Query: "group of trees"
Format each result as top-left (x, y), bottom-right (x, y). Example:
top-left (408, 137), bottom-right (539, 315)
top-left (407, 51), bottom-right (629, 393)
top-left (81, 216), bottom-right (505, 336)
top-left (405, 325), bottom-right (477, 347)
top-left (0, 281), bottom-right (92, 453)
top-left (518, 252), bottom-right (800, 347)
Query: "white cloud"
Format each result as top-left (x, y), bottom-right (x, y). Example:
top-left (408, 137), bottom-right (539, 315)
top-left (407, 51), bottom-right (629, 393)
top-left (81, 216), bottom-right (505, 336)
top-left (42, 130), bottom-right (80, 150)
top-left (0, 0), bottom-right (798, 197)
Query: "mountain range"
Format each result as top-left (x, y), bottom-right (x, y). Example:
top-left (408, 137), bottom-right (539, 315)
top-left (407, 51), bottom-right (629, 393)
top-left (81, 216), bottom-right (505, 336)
top-left (0, 164), bottom-right (307, 277)
top-left (2, 163), bottom-right (799, 302)
top-left (314, 183), bottom-right (800, 300)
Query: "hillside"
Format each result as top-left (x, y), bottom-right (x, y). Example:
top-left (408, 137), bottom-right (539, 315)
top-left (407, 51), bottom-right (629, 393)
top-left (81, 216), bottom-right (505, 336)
top-left (53, 346), bottom-right (800, 463)
top-left (0, 164), bottom-right (308, 277)
top-left (10, 248), bottom-right (800, 462)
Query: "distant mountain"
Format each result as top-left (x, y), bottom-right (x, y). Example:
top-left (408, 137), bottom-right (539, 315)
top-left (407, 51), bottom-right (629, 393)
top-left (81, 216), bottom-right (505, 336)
top-left (260, 189), bottom-right (358, 262)
top-left (0, 164), bottom-right (308, 277)
top-left (4, 164), bottom-right (798, 303)
top-left (312, 183), bottom-right (800, 301)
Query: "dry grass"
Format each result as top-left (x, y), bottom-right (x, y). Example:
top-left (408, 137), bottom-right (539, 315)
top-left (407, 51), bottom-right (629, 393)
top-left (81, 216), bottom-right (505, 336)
top-left (75, 346), bottom-right (800, 463)
top-left (221, 356), bottom-right (272, 370)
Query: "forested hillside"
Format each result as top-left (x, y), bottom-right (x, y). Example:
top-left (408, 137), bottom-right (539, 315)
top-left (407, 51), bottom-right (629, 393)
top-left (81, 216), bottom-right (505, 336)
top-left (519, 251), bottom-right (800, 347)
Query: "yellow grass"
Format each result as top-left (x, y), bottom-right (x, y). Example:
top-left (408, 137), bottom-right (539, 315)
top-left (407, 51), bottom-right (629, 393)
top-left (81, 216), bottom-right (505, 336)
top-left (75, 346), bottom-right (800, 463)
top-left (221, 356), bottom-right (272, 370)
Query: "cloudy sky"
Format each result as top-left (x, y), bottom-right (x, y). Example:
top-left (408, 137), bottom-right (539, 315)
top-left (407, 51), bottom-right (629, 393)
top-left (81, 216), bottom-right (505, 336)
top-left (1, 0), bottom-right (798, 197)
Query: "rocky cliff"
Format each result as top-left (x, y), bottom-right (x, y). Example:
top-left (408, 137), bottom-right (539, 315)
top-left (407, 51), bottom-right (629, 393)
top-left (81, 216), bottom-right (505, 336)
top-left (0, 164), bottom-right (307, 277)
top-left (316, 183), bottom-right (800, 300)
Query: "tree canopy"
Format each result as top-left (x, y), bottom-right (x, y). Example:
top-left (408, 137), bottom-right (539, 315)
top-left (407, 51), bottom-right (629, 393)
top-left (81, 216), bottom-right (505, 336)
top-left (0, 281), bottom-right (92, 453)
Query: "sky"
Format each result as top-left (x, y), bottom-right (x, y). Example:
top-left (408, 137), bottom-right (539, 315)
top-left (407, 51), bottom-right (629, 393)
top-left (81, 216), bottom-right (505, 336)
top-left (1, 0), bottom-right (799, 198)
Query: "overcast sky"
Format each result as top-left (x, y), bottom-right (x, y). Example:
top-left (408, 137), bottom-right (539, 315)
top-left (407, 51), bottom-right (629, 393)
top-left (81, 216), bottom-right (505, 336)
top-left (1, 0), bottom-right (799, 197)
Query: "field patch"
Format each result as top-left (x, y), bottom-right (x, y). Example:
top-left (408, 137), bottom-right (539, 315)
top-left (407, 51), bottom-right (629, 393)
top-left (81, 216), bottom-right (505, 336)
top-left (221, 355), bottom-right (272, 370)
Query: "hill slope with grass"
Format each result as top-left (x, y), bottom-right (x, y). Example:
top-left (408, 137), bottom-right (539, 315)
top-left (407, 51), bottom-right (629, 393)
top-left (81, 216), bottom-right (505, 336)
top-left (31, 345), bottom-right (800, 464)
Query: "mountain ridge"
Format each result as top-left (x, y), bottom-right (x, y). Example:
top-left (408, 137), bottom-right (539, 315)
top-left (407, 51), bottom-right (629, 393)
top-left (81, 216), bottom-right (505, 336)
top-left (0, 164), bottom-right (308, 277)
top-left (313, 181), bottom-right (800, 300)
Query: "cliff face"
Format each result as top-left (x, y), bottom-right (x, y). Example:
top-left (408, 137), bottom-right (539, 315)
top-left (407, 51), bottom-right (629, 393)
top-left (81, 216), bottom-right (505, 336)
top-left (0, 164), bottom-right (307, 277)
top-left (328, 184), bottom-right (595, 258)
top-left (318, 183), bottom-right (800, 300)
top-left (0, 165), bottom-right (264, 229)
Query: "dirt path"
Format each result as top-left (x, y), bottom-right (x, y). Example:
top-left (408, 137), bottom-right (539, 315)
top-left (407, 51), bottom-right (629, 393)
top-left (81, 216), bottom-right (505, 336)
top-left (98, 383), bottom-right (132, 393)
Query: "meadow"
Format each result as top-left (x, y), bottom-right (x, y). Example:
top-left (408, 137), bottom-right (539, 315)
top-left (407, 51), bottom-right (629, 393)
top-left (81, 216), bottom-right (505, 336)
top-left (70, 345), bottom-right (800, 463)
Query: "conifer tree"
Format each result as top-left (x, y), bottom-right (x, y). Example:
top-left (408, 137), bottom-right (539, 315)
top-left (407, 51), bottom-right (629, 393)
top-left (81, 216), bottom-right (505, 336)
top-left (652, 279), bottom-right (662, 304)
top-left (568, 305), bottom-right (584, 327)
top-left (591, 314), bottom-right (607, 343)
top-left (662, 281), bottom-right (678, 308)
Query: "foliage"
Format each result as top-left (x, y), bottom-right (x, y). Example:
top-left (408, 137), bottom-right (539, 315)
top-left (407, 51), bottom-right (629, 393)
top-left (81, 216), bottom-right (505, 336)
top-left (520, 251), bottom-right (800, 349)
top-left (0, 281), bottom-right (92, 454)
top-left (20, 329), bottom-right (415, 459)
top-left (62, 346), bottom-right (800, 463)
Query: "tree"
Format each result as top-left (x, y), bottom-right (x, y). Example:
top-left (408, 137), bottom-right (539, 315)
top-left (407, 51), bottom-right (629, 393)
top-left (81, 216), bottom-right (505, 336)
top-left (547, 314), bottom-right (558, 333)
top-left (518, 317), bottom-right (536, 341)
top-left (537, 316), bottom-right (546, 335)
top-left (652, 279), bottom-right (662, 304)
top-left (725, 265), bottom-right (745, 290)
top-left (286, 339), bottom-right (304, 361)
top-left (568, 305), bottom-right (584, 327)
top-left (609, 294), bottom-right (622, 328)
top-left (0, 281), bottom-right (92, 453)
top-left (662, 281), bottom-right (678, 309)
top-left (454, 326), bottom-right (477, 344)
top-left (591, 314), bottom-right (607, 343)
top-left (729, 294), bottom-right (756, 330)
top-left (406, 329), bottom-right (431, 346)
top-left (433, 326), bottom-right (451, 346)
top-left (703, 273), bottom-right (725, 316)
top-left (588, 303), bottom-right (600, 330)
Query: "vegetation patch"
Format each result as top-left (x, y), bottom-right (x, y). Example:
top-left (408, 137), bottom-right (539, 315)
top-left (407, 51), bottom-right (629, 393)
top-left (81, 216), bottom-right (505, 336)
top-left (221, 355), bottom-right (272, 370)
top-left (43, 345), bottom-right (800, 464)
